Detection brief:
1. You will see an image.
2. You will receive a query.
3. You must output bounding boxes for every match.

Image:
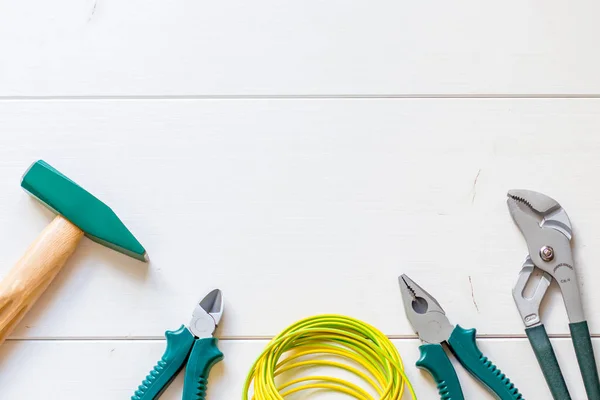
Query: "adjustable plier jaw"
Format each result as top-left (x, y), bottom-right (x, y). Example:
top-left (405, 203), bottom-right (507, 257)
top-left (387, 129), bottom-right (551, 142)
top-left (507, 190), bottom-right (583, 323)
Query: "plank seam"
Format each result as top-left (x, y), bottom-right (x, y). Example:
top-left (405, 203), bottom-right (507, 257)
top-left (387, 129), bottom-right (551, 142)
top-left (3, 94), bottom-right (600, 101)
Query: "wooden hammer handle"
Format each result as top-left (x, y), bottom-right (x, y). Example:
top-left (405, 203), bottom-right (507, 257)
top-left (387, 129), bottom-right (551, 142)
top-left (0, 215), bottom-right (84, 345)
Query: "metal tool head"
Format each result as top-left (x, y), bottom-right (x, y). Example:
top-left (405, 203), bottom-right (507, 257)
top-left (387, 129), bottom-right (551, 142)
top-left (189, 289), bottom-right (223, 338)
top-left (507, 189), bottom-right (572, 240)
top-left (399, 274), bottom-right (454, 344)
top-left (21, 160), bottom-right (147, 261)
top-left (507, 189), bottom-right (583, 323)
top-left (507, 190), bottom-right (574, 269)
top-left (512, 257), bottom-right (552, 328)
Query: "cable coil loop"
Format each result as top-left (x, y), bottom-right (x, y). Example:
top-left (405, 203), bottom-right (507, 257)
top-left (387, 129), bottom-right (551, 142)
top-left (244, 314), bottom-right (417, 399)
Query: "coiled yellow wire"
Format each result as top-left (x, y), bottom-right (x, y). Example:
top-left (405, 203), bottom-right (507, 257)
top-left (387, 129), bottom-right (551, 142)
top-left (243, 314), bottom-right (417, 399)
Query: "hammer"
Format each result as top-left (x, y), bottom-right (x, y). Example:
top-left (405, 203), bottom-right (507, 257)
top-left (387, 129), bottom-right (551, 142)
top-left (0, 160), bottom-right (147, 345)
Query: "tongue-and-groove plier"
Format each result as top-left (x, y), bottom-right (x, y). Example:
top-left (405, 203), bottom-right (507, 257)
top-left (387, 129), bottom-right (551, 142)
top-left (508, 189), bottom-right (600, 400)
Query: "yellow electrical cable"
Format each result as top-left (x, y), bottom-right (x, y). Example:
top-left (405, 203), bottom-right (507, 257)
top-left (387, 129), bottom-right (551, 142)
top-left (243, 314), bottom-right (417, 399)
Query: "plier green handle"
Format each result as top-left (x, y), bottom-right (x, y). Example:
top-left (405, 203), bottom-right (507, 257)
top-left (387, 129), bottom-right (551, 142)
top-left (131, 289), bottom-right (224, 400)
top-left (513, 259), bottom-right (571, 399)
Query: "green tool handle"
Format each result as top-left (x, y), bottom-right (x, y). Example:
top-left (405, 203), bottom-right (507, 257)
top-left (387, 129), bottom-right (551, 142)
top-left (448, 325), bottom-right (524, 400)
top-left (525, 324), bottom-right (571, 400)
top-left (182, 338), bottom-right (224, 400)
top-left (570, 321), bottom-right (600, 400)
top-left (131, 325), bottom-right (195, 400)
top-left (416, 343), bottom-right (464, 400)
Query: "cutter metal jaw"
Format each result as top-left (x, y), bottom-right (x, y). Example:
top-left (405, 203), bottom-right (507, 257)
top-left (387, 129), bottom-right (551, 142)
top-left (190, 288), bottom-right (223, 339)
top-left (507, 189), bottom-right (583, 323)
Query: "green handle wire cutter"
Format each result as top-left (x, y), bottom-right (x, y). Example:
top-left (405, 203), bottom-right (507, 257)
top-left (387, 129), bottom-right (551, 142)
top-left (399, 274), bottom-right (524, 400)
top-left (132, 289), bottom-right (224, 400)
top-left (508, 189), bottom-right (600, 400)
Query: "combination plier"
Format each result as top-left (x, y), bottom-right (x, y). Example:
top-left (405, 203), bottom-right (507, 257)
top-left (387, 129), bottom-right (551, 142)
top-left (399, 274), bottom-right (523, 400)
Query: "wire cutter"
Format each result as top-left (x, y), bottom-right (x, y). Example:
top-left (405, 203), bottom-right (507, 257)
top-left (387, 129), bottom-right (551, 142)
top-left (399, 274), bottom-right (523, 400)
top-left (508, 189), bottom-right (600, 399)
top-left (132, 289), bottom-right (224, 400)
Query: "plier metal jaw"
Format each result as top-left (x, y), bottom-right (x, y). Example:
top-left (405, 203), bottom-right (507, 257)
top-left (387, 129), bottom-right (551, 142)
top-left (399, 275), bottom-right (454, 344)
top-left (508, 190), bottom-right (600, 400)
top-left (399, 275), bottom-right (523, 400)
top-left (507, 189), bottom-right (582, 323)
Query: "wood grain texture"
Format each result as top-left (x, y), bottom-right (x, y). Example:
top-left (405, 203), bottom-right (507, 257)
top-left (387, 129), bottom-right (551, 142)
top-left (0, 338), bottom-right (595, 399)
top-left (0, 215), bottom-right (83, 345)
top-left (1, 0), bottom-right (600, 96)
top-left (0, 100), bottom-right (599, 338)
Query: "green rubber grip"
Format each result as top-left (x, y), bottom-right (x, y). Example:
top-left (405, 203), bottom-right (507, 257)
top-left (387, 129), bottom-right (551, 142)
top-left (570, 321), bottom-right (600, 400)
top-left (182, 338), bottom-right (224, 400)
top-left (416, 344), bottom-right (464, 400)
top-left (448, 325), bottom-right (524, 400)
top-left (525, 325), bottom-right (571, 400)
top-left (132, 325), bottom-right (195, 400)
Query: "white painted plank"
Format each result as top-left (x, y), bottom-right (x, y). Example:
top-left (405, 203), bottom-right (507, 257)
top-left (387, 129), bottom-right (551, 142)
top-left (1, 99), bottom-right (600, 338)
top-left (1, 0), bottom-right (600, 96)
top-left (0, 338), bottom-right (593, 399)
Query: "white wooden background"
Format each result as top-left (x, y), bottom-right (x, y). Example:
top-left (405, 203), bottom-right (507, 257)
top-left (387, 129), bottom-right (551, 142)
top-left (1, 1), bottom-right (600, 399)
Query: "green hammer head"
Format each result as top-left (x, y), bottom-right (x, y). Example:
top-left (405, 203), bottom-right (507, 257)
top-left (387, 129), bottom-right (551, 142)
top-left (21, 160), bottom-right (148, 262)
